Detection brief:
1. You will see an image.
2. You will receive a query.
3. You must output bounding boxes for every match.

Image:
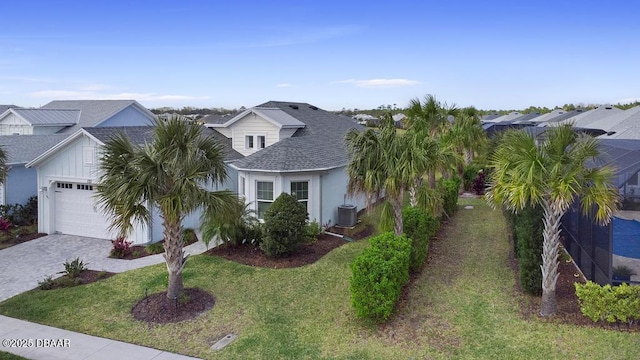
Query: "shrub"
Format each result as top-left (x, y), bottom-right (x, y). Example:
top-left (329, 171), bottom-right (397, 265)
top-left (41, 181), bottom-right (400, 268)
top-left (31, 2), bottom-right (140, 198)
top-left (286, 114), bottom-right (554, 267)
top-left (261, 193), bottom-right (308, 257)
top-left (463, 162), bottom-right (484, 191)
top-left (575, 281), bottom-right (640, 325)
top-left (402, 207), bottom-right (438, 272)
top-left (438, 176), bottom-right (461, 217)
top-left (0, 197), bottom-right (38, 226)
top-left (145, 242), bottom-right (164, 254)
top-left (59, 257), bottom-right (88, 279)
top-left (472, 170), bottom-right (486, 195)
top-left (201, 200), bottom-right (261, 247)
top-left (182, 228), bottom-right (198, 245)
top-left (0, 217), bottom-right (11, 235)
top-left (306, 220), bottom-right (322, 242)
top-left (38, 276), bottom-right (54, 290)
top-left (350, 232), bottom-right (411, 322)
top-left (110, 237), bottom-right (132, 258)
top-left (514, 205), bottom-right (544, 295)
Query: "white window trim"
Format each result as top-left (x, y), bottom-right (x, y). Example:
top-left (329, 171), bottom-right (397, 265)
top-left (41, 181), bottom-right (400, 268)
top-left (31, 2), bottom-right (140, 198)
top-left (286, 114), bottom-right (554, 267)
top-left (256, 180), bottom-right (275, 219)
top-left (244, 133), bottom-right (268, 151)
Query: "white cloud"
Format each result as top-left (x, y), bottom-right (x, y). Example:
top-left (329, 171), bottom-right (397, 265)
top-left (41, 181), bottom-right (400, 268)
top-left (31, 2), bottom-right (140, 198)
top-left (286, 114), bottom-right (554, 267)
top-left (277, 83), bottom-right (293, 88)
top-left (335, 78), bottom-right (420, 88)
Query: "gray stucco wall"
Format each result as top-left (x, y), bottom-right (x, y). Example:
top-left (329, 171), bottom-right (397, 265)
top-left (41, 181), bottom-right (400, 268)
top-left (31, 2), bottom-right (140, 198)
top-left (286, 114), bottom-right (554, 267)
top-left (320, 166), bottom-right (366, 228)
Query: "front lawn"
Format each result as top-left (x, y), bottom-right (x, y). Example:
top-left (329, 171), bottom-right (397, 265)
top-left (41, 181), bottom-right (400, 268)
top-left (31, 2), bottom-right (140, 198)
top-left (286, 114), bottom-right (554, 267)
top-left (0, 198), bottom-right (638, 359)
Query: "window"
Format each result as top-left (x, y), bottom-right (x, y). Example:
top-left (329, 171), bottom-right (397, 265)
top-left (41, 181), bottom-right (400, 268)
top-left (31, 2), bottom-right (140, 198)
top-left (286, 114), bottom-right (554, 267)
top-left (257, 135), bottom-right (266, 149)
top-left (290, 181), bottom-right (309, 212)
top-left (77, 184), bottom-right (93, 191)
top-left (56, 182), bottom-right (73, 189)
top-left (245, 135), bottom-right (254, 149)
top-left (240, 176), bottom-right (246, 196)
top-left (256, 181), bottom-right (274, 219)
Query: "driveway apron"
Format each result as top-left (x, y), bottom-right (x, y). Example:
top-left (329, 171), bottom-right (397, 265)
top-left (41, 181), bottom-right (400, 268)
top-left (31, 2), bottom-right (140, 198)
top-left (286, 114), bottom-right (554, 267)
top-left (0, 234), bottom-right (209, 301)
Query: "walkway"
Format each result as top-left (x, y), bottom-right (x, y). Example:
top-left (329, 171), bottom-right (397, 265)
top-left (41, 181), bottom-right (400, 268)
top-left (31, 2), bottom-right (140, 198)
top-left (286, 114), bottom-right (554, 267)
top-left (0, 234), bottom-right (210, 301)
top-left (0, 315), bottom-right (200, 359)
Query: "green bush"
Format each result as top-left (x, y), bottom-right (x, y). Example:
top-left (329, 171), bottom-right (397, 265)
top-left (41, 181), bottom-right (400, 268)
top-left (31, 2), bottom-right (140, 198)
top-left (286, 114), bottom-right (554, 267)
top-left (514, 205), bottom-right (544, 295)
top-left (261, 193), bottom-right (308, 257)
top-left (350, 232), bottom-right (411, 322)
top-left (575, 281), bottom-right (640, 325)
top-left (58, 257), bottom-right (88, 279)
top-left (182, 228), bottom-right (198, 245)
top-left (38, 276), bottom-right (54, 290)
top-left (145, 242), bottom-right (164, 254)
top-left (403, 207), bottom-right (438, 273)
top-left (306, 220), bottom-right (322, 242)
top-left (463, 161), bottom-right (485, 191)
top-left (438, 176), bottom-right (461, 217)
top-left (0, 196), bottom-right (38, 226)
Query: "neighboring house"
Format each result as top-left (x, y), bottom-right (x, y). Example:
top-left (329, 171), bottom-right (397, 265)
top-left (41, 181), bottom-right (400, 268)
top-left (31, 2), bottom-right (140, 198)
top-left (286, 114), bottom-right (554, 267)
top-left (0, 135), bottom-right (68, 205)
top-left (26, 126), bottom-right (242, 244)
top-left (207, 101), bottom-right (367, 227)
top-left (588, 106), bottom-right (640, 135)
top-left (392, 113), bottom-right (407, 128)
top-left (554, 105), bottom-right (622, 128)
top-left (0, 100), bottom-right (155, 136)
top-left (352, 113), bottom-right (378, 125)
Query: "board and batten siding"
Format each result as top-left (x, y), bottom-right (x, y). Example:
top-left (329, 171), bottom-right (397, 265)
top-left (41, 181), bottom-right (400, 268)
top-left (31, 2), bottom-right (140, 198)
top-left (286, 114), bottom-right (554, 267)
top-left (34, 135), bottom-right (149, 243)
top-left (0, 113), bottom-right (34, 135)
top-left (230, 113), bottom-right (280, 156)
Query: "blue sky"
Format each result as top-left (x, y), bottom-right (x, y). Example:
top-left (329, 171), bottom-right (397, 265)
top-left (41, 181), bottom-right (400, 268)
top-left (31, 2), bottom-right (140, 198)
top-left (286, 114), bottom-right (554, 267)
top-left (1, 0), bottom-right (639, 111)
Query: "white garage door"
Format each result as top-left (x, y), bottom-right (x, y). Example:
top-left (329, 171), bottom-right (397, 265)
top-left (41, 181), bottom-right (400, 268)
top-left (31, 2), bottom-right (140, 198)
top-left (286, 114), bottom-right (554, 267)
top-left (54, 182), bottom-right (115, 239)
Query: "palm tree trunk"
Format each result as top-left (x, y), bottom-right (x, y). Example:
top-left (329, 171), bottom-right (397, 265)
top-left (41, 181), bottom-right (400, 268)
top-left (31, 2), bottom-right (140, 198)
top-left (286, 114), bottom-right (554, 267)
top-left (428, 171), bottom-right (436, 189)
top-left (540, 199), bottom-right (563, 317)
top-left (409, 178), bottom-right (421, 207)
top-left (390, 191), bottom-right (404, 236)
top-left (457, 163), bottom-right (465, 194)
top-left (163, 217), bottom-right (187, 299)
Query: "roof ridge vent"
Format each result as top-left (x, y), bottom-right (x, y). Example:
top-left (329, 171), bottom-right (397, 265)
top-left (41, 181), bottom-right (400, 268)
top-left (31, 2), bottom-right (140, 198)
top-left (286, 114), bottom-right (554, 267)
top-left (309, 105), bottom-right (318, 110)
top-left (288, 104), bottom-right (299, 110)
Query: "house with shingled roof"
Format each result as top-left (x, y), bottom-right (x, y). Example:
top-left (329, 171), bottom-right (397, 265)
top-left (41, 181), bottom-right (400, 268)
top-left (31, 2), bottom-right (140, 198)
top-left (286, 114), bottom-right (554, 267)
top-left (26, 126), bottom-right (242, 243)
top-left (206, 101), bottom-right (367, 226)
top-left (0, 100), bottom-right (155, 207)
top-left (0, 100), bottom-right (154, 135)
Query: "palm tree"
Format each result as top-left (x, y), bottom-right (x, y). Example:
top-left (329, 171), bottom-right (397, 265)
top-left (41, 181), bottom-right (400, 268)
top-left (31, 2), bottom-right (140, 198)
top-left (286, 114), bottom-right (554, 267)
top-left (346, 115), bottom-right (414, 235)
top-left (443, 107), bottom-right (488, 192)
top-left (96, 116), bottom-right (236, 299)
top-left (0, 145), bottom-right (7, 185)
top-left (405, 94), bottom-right (459, 188)
top-left (486, 124), bottom-right (618, 316)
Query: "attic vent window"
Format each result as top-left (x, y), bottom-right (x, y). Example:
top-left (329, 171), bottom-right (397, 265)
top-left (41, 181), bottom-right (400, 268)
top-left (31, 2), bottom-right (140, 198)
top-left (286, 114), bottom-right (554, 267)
top-left (288, 105), bottom-right (299, 109)
top-left (309, 105), bottom-right (318, 110)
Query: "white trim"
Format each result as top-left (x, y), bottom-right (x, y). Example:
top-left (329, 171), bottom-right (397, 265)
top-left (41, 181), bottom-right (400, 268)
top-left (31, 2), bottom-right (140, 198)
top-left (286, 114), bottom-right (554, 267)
top-left (206, 108), bottom-right (305, 129)
top-left (229, 163), bottom-right (343, 173)
top-left (26, 129), bottom-right (104, 168)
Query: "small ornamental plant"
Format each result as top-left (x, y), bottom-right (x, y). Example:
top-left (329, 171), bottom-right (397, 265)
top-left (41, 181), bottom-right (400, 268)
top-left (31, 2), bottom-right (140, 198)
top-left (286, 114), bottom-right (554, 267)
top-left (110, 237), bottom-right (132, 258)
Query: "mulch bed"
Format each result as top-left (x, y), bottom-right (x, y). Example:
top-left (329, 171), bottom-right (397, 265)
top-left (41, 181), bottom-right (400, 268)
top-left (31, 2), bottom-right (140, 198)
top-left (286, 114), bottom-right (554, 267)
top-left (114, 236), bottom-right (199, 260)
top-left (513, 248), bottom-right (640, 332)
top-left (46, 270), bottom-right (116, 290)
top-left (0, 232), bottom-right (47, 248)
top-left (131, 288), bottom-right (215, 324)
top-left (207, 233), bottom-right (348, 269)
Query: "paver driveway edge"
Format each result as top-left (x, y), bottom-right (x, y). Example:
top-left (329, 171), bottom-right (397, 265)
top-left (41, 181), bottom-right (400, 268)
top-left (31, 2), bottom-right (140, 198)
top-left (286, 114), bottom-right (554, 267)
top-left (0, 234), bottom-right (212, 301)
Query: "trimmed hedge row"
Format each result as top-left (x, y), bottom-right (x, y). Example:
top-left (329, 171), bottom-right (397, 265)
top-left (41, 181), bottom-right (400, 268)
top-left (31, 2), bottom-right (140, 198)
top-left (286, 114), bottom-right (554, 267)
top-left (575, 281), bottom-right (640, 325)
top-left (438, 176), bottom-right (461, 218)
top-left (506, 205), bottom-right (544, 295)
top-left (403, 207), bottom-right (439, 272)
top-left (350, 232), bottom-right (411, 322)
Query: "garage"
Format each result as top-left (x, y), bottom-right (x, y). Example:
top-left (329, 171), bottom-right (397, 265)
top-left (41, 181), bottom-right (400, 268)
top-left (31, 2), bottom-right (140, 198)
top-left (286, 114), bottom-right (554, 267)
top-left (54, 181), bottom-right (115, 239)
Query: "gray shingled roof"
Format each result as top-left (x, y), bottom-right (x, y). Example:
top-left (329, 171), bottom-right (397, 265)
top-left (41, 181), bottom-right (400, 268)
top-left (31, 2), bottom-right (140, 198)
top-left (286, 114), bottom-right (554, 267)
top-left (84, 126), bottom-right (243, 162)
top-left (230, 101), bottom-right (365, 171)
top-left (0, 134), bottom-right (69, 164)
top-left (41, 100), bottom-right (154, 133)
top-left (585, 106), bottom-right (640, 133)
top-left (201, 113), bottom-right (238, 124)
top-left (11, 108), bottom-right (80, 126)
top-left (556, 105), bottom-right (623, 127)
top-left (0, 105), bottom-right (18, 115)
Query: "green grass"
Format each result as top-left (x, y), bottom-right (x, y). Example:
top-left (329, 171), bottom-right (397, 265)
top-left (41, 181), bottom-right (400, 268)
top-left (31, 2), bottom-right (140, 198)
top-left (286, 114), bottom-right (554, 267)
top-left (0, 198), bottom-right (638, 359)
top-left (0, 352), bottom-right (28, 360)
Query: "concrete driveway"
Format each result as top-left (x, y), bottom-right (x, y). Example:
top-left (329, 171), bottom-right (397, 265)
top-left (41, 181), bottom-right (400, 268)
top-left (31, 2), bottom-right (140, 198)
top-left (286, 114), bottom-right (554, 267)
top-left (0, 234), bottom-right (209, 301)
